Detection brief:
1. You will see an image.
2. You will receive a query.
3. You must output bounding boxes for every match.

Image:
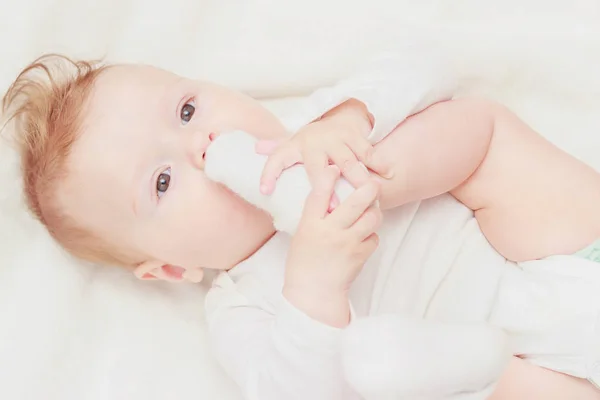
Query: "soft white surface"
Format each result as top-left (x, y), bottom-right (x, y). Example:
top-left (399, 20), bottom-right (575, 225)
top-left (0, 1), bottom-right (599, 399)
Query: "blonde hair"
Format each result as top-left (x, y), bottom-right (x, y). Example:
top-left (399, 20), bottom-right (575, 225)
top-left (2, 54), bottom-right (138, 267)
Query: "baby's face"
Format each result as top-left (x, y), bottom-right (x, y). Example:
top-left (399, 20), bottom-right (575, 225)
top-left (62, 64), bottom-right (287, 274)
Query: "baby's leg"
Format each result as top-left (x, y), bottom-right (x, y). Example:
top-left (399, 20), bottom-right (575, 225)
top-left (452, 102), bottom-right (600, 261)
top-left (371, 98), bottom-right (495, 212)
top-left (371, 98), bottom-right (600, 262)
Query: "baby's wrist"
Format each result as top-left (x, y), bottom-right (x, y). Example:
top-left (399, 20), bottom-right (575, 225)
top-left (282, 283), bottom-right (350, 328)
top-left (321, 98), bottom-right (374, 135)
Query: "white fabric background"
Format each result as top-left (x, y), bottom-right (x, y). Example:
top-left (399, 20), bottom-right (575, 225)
top-left (0, 0), bottom-right (599, 399)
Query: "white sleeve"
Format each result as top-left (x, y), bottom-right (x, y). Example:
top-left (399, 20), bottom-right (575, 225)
top-left (286, 45), bottom-right (459, 144)
top-left (204, 273), bottom-right (361, 400)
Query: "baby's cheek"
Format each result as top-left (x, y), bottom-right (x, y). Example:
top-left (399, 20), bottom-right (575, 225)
top-left (203, 178), bottom-right (246, 210)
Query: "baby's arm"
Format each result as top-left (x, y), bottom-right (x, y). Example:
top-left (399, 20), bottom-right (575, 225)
top-left (205, 279), bottom-right (361, 400)
top-left (372, 97), bottom-right (600, 262)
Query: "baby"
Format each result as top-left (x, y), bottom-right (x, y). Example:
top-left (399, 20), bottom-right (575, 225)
top-left (2, 50), bottom-right (600, 400)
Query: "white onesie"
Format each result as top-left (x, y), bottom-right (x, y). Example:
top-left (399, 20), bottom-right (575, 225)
top-left (203, 50), bottom-right (600, 400)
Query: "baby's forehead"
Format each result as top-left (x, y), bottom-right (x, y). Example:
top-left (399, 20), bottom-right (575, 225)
top-left (92, 64), bottom-right (180, 99)
top-left (85, 64), bottom-right (181, 124)
top-left (74, 64), bottom-right (177, 168)
top-left (59, 64), bottom-right (182, 218)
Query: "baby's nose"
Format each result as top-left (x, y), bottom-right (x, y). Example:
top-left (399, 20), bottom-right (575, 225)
top-left (189, 131), bottom-right (217, 169)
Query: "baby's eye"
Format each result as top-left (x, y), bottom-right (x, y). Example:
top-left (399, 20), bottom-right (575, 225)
top-left (180, 100), bottom-right (196, 125)
top-left (156, 168), bottom-right (171, 198)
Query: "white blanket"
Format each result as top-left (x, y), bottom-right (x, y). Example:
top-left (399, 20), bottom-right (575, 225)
top-left (1, 1), bottom-right (600, 399)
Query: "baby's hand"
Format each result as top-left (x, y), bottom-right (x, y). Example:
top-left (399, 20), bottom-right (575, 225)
top-left (257, 99), bottom-right (393, 199)
top-left (283, 165), bottom-right (381, 328)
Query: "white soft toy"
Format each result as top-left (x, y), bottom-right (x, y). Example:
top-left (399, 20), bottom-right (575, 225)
top-left (204, 130), bottom-right (511, 400)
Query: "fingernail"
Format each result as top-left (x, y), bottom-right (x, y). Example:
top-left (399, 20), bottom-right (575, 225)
top-left (260, 183), bottom-right (270, 194)
top-left (382, 169), bottom-right (395, 179)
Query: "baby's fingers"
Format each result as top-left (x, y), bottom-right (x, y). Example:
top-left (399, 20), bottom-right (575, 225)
top-left (303, 148), bottom-right (330, 188)
top-left (328, 144), bottom-right (371, 189)
top-left (260, 145), bottom-right (301, 194)
top-left (345, 135), bottom-right (394, 179)
top-left (255, 139), bottom-right (283, 155)
top-left (350, 206), bottom-right (382, 241)
top-left (364, 155), bottom-right (394, 180)
top-left (302, 148), bottom-right (339, 209)
top-left (302, 166), bottom-right (340, 220)
top-left (328, 180), bottom-right (380, 228)
top-left (359, 233), bottom-right (380, 258)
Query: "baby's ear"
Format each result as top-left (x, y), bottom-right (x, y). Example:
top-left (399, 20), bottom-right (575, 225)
top-left (182, 267), bottom-right (204, 283)
top-left (134, 260), bottom-right (160, 281)
top-left (134, 261), bottom-right (186, 282)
